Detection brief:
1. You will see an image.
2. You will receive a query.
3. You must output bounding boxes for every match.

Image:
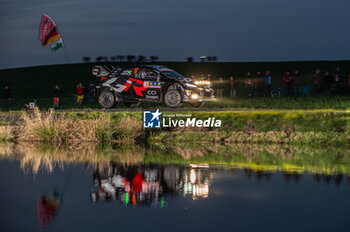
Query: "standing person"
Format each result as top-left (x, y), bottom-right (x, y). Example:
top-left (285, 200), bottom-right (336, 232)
top-left (207, 74), bottom-right (212, 82)
top-left (293, 70), bottom-right (303, 97)
top-left (76, 83), bottom-right (84, 104)
top-left (264, 70), bottom-right (273, 97)
top-left (282, 71), bottom-right (293, 97)
top-left (254, 71), bottom-right (263, 97)
top-left (216, 77), bottom-right (224, 99)
top-left (53, 85), bottom-right (61, 108)
top-left (2, 85), bottom-right (11, 111)
top-left (312, 69), bottom-right (322, 94)
top-left (323, 71), bottom-right (332, 94)
top-left (228, 76), bottom-right (238, 98)
top-left (88, 82), bottom-right (96, 103)
top-left (333, 67), bottom-right (342, 94)
top-left (245, 72), bottom-right (253, 97)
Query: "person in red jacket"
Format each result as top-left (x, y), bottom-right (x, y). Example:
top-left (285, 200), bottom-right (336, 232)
top-left (76, 83), bottom-right (84, 104)
top-left (283, 71), bottom-right (293, 97)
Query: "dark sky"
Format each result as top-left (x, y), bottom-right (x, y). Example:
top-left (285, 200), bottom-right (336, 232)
top-left (1, 0), bottom-right (350, 69)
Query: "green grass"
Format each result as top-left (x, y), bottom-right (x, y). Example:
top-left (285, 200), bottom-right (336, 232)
top-left (1, 109), bottom-right (349, 145)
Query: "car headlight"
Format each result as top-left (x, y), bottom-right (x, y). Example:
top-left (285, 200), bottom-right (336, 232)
top-left (184, 83), bottom-right (198, 89)
top-left (191, 93), bottom-right (199, 100)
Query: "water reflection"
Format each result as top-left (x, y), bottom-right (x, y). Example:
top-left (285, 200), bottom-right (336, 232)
top-left (91, 163), bottom-right (211, 207)
top-left (0, 142), bottom-right (349, 178)
top-left (38, 192), bottom-right (62, 229)
top-left (1, 143), bottom-right (350, 231)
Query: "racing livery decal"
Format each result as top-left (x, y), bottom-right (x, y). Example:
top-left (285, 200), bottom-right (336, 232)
top-left (123, 78), bottom-right (147, 97)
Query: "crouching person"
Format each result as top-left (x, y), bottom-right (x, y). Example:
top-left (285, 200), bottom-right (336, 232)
top-left (76, 83), bottom-right (84, 104)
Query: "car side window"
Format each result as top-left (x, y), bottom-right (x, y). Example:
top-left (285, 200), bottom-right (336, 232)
top-left (133, 68), bottom-right (159, 81)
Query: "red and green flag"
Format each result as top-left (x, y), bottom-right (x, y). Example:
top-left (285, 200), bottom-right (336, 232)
top-left (39, 14), bottom-right (64, 51)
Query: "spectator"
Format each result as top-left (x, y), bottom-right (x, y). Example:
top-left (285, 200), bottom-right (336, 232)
top-left (348, 73), bottom-right (350, 86)
top-left (76, 83), bottom-right (84, 104)
top-left (264, 70), bottom-right (273, 97)
top-left (312, 69), bottom-right (322, 94)
top-left (2, 85), bottom-right (11, 111)
top-left (333, 67), bottom-right (342, 94)
top-left (254, 71), bottom-right (263, 97)
top-left (323, 71), bottom-right (332, 93)
top-left (53, 85), bottom-right (61, 108)
top-left (216, 77), bottom-right (224, 99)
top-left (87, 82), bottom-right (96, 103)
top-left (228, 76), bottom-right (238, 98)
top-left (245, 72), bottom-right (254, 97)
top-left (207, 74), bottom-right (212, 82)
top-left (283, 71), bottom-right (293, 96)
top-left (293, 70), bottom-right (303, 97)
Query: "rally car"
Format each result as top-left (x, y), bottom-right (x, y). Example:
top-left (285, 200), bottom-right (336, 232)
top-left (92, 65), bottom-right (215, 108)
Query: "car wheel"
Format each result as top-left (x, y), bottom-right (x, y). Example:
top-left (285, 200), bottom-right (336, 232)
top-left (164, 89), bottom-right (182, 108)
top-left (124, 102), bottom-right (140, 108)
top-left (189, 102), bottom-right (205, 107)
top-left (99, 91), bottom-right (115, 109)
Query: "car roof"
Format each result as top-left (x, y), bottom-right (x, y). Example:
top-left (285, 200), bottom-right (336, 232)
top-left (139, 65), bottom-right (168, 69)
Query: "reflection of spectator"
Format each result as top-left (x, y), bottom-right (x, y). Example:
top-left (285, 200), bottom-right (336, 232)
top-left (293, 70), bottom-right (303, 97)
top-left (53, 85), bottom-right (61, 108)
top-left (216, 77), bottom-right (224, 99)
top-left (76, 83), bottom-right (84, 104)
top-left (228, 76), bottom-right (238, 98)
top-left (38, 194), bottom-right (60, 229)
top-left (2, 85), bottom-right (11, 111)
top-left (264, 70), bottom-right (273, 97)
top-left (283, 71), bottom-right (293, 96)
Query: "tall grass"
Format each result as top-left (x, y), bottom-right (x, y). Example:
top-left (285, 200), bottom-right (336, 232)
top-left (16, 107), bottom-right (144, 143)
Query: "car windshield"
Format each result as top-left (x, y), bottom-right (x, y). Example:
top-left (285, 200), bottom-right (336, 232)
top-left (160, 70), bottom-right (184, 79)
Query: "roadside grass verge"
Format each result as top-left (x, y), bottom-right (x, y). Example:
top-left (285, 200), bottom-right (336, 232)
top-left (0, 108), bottom-right (347, 145)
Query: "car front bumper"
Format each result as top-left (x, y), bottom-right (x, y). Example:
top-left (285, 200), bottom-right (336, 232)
top-left (182, 87), bottom-right (216, 102)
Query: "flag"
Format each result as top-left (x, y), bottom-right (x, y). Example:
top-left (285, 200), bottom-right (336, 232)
top-left (39, 14), bottom-right (64, 51)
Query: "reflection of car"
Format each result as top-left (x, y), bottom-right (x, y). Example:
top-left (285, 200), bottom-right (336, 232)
top-left (92, 65), bottom-right (215, 108)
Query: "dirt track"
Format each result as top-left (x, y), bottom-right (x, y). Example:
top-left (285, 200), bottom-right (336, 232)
top-left (55, 108), bottom-right (348, 113)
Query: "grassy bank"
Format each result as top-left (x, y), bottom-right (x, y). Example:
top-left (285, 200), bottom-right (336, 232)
top-left (149, 110), bottom-right (349, 145)
top-left (0, 109), bottom-right (348, 145)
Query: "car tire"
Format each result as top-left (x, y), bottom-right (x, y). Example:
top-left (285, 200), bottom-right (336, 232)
top-left (124, 102), bottom-right (140, 108)
top-left (189, 102), bottom-right (205, 107)
top-left (164, 89), bottom-right (182, 108)
top-left (99, 90), bottom-right (115, 109)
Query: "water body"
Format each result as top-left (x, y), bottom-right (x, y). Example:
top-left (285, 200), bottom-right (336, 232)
top-left (0, 143), bottom-right (349, 231)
